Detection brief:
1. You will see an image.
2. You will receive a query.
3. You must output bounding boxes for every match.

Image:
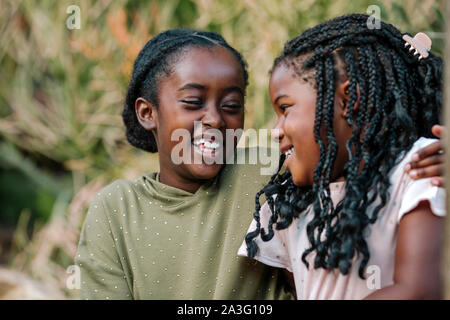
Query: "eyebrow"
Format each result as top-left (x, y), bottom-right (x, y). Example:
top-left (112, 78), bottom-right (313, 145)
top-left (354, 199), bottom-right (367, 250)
top-left (274, 94), bottom-right (288, 105)
top-left (178, 83), bottom-right (245, 97)
top-left (178, 83), bottom-right (205, 91)
top-left (223, 86), bottom-right (245, 97)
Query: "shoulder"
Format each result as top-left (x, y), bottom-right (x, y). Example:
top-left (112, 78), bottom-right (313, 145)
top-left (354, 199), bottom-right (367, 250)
top-left (91, 178), bottom-right (136, 203)
top-left (87, 173), bottom-right (154, 217)
top-left (401, 137), bottom-right (438, 165)
top-left (390, 137), bottom-right (438, 182)
top-left (95, 172), bottom-right (155, 200)
top-left (389, 138), bottom-right (445, 222)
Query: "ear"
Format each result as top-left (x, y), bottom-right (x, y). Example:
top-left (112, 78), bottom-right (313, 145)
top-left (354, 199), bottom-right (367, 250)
top-left (336, 80), bottom-right (360, 118)
top-left (135, 97), bottom-right (157, 131)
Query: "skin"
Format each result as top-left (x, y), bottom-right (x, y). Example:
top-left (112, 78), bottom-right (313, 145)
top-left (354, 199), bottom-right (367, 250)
top-left (269, 62), bottom-right (444, 299)
top-left (404, 125), bottom-right (445, 187)
top-left (135, 46), bottom-right (245, 193)
top-left (270, 63), bottom-right (353, 186)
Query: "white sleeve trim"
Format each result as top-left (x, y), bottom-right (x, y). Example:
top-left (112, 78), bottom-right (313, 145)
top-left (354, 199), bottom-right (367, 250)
top-left (398, 179), bottom-right (446, 223)
top-left (237, 241), bottom-right (292, 272)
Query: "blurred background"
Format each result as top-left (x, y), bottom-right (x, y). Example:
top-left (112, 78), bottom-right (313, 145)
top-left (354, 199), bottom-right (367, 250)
top-left (0, 0), bottom-right (445, 299)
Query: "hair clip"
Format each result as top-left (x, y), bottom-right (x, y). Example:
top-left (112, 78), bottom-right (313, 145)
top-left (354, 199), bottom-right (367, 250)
top-left (402, 32), bottom-right (432, 61)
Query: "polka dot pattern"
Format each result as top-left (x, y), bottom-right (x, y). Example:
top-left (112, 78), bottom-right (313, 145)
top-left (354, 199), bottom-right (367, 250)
top-left (75, 147), bottom-right (292, 300)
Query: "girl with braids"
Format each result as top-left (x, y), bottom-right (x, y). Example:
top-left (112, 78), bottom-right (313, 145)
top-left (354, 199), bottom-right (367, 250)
top-left (239, 14), bottom-right (446, 299)
top-left (75, 29), bottom-right (293, 300)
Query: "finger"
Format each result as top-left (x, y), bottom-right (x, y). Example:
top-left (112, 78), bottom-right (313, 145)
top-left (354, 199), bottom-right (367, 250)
top-left (431, 177), bottom-right (444, 187)
top-left (411, 141), bottom-right (444, 162)
top-left (405, 154), bottom-right (443, 171)
top-left (431, 124), bottom-right (444, 138)
top-left (409, 164), bottom-right (444, 180)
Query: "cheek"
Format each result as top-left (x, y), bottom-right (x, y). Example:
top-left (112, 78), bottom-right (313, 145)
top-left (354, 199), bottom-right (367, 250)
top-left (284, 111), bottom-right (315, 146)
top-left (223, 111), bottom-right (244, 129)
top-left (158, 112), bottom-right (195, 149)
top-left (285, 110), bottom-right (321, 176)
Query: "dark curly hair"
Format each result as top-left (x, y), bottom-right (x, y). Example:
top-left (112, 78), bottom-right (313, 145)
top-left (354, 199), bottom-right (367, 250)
top-left (122, 29), bottom-right (249, 152)
top-left (245, 14), bottom-right (442, 278)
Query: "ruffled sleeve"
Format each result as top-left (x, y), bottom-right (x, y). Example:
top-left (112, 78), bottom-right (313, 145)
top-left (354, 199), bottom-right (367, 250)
top-left (237, 201), bottom-right (292, 272)
top-left (396, 138), bottom-right (446, 222)
top-left (397, 178), bottom-right (445, 222)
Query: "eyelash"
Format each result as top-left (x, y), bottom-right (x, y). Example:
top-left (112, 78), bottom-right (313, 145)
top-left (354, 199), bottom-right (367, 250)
top-left (279, 104), bottom-right (290, 112)
top-left (223, 104), bottom-right (242, 110)
top-left (181, 99), bottom-right (202, 106)
top-left (181, 100), bottom-right (242, 110)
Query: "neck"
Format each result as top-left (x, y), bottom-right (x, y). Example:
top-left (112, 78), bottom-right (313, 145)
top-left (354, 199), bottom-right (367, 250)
top-left (158, 168), bottom-right (203, 194)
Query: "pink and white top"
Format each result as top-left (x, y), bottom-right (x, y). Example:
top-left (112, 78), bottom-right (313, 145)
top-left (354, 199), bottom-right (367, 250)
top-left (238, 137), bottom-right (445, 300)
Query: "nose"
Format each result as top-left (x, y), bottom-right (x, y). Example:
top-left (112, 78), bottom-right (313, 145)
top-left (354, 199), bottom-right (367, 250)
top-left (271, 118), bottom-right (285, 143)
top-left (202, 104), bottom-right (225, 129)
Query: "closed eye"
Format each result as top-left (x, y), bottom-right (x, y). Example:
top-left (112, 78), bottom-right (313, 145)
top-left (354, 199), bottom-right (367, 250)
top-left (180, 99), bottom-right (203, 107)
top-left (279, 104), bottom-right (291, 112)
top-left (222, 104), bottom-right (242, 110)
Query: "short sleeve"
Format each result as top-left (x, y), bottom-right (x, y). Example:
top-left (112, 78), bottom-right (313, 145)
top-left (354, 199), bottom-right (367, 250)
top-left (395, 138), bottom-right (446, 223)
top-left (75, 194), bottom-right (133, 300)
top-left (238, 201), bottom-right (292, 272)
top-left (397, 178), bottom-right (446, 222)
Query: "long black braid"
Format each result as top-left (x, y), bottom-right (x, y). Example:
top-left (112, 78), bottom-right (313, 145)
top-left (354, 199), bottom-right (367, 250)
top-left (122, 29), bottom-right (248, 152)
top-left (246, 14), bottom-right (442, 278)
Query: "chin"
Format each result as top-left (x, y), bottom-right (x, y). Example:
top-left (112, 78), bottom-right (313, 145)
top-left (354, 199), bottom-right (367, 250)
top-left (291, 177), bottom-right (308, 187)
top-left (290, 170), bottom-right (313, 187)
top-left (189, 163), bottom-right (224, 180)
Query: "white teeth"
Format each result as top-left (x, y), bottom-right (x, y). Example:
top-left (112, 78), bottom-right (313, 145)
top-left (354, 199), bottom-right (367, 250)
top-left (284, 147), bottom-right (294, 157)
top-left (205, 141), bottom-right (220, 149)
top-left (193, 138), bottom-right (220, 150)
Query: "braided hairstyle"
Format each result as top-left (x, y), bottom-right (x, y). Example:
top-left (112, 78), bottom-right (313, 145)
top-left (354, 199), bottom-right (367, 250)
top-left (122, 29), bottom-right (249, 152)
top-left (246, 14), bottom-right (442, 278)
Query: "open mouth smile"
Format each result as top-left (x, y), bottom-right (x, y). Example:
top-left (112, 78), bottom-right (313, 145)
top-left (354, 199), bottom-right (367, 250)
top-left (192, 136), bottom-right (223, 160)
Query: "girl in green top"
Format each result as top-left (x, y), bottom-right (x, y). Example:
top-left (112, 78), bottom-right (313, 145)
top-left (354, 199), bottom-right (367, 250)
top-left (75, 28), bottom-right (444, 300)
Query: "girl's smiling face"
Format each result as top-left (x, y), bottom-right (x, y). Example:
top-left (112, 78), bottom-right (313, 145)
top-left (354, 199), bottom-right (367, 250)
top-left (136, 46), bottom-right (245, 193)
top-left (269, 63), bottom-right (353, 186)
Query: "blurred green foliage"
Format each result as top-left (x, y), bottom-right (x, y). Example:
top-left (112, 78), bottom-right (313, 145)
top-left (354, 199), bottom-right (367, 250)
top-left (0, 0), bottom-right (444, 297)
